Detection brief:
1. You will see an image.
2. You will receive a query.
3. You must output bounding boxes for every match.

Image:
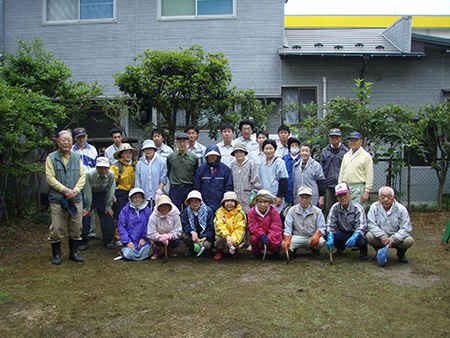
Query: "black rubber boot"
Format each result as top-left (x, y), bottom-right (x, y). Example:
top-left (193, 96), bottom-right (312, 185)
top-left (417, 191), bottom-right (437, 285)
top-left (51, 242), bottom-right (61, 265)
top-left (69, 239), bottom-right (85, 263)
top-left (311, 248), bottom-right (323, 260)
top-left (360, 245), bottom-right (369, 261)
top-left (396, 249), bottom-right (409, 263)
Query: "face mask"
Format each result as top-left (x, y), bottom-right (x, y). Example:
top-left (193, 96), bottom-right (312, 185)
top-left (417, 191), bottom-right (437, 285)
top-left (290, 148), bottom-right (300, 155)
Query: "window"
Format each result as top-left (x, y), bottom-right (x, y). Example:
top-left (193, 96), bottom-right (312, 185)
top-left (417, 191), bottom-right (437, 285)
top-left (161, 0), bottom-right (234, 18)
top-left (282, 87), bottom-right (317, 124)
top-left (45, 0), bottom-right (115, 23)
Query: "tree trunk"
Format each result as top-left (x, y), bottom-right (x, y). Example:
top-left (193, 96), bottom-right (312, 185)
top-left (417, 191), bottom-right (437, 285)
top-left (14, 176), bottom-right (24, 218)
top-left (37, 171), bottom-right (44, 213)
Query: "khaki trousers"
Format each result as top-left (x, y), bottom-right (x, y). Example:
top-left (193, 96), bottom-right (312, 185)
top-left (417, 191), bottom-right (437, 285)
top-left (48, 201), bottom-right (83, 243)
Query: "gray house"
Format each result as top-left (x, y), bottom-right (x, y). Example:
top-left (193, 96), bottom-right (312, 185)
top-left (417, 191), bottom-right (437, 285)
top-left (1, 2), bottom-right (449, 204)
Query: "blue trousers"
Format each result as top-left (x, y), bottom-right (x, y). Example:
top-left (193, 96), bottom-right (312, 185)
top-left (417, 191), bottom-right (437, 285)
top-left (122, 244), bottom-right (152, 261)
top-left (169, 185), bottom-right (194, 212)
top-left (82, 190), bottom-right (114, 245)
top-left (334, 229), bottom-right (367, 251)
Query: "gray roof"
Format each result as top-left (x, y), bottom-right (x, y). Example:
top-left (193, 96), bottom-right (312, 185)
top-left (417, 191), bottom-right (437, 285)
top-left (279, 27), bottom-right (424, 58)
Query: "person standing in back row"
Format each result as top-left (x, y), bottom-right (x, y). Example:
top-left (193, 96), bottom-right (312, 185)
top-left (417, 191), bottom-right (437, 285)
top-left (338, 132), bottom-right (373, 205)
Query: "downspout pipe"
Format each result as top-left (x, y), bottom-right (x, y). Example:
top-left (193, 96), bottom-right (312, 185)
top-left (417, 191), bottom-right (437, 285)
top-left (0, 0), bottom-right (4, 54)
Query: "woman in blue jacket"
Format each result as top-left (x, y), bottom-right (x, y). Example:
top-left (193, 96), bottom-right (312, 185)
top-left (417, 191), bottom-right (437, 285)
top-left (194, 144), bottom-right (233, 212)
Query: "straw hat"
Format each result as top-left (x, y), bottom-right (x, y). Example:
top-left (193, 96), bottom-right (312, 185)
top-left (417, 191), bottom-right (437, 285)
top-left (114, 143), bottom-right (138, 160)
top-left (251, 189), bottom-right (276, 205)
top-left (220, 191), bottom-right (240, 206)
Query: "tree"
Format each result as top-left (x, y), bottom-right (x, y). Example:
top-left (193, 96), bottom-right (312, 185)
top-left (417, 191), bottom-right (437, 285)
top-left (418, 101), bottom-right (450, 209)
top-left (0, 37), bottom-right (104, 219)
top-left (114, 45), bottom-right (233, 145)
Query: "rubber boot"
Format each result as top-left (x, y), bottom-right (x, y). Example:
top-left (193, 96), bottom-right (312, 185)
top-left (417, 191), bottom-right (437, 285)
top-left (68, 238), bottom-right (85, 262)
top-left (396, 249), bottom-right (409, 263)
top-left (151, 245), bottom-right (162, 260)
top-left (360, 245), bottom-right (369, 261)
top-left (311, 248), bottom-right (323, 260)
top-left (51, 242), bottom-right (61, 265)
top-left (214, 249), bottom-right (225, 260)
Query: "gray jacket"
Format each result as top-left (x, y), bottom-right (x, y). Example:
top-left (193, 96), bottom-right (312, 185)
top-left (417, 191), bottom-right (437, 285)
top-left (326, 200), bottom-right (367, 235)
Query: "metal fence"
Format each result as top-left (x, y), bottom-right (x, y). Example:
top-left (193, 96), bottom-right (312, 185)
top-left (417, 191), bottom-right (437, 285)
top-left (373, 159), bottom-right (450, 207)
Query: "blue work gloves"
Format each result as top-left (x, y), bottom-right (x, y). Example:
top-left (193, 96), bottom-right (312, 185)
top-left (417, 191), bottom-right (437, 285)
top-left (260, 234), bottom-right (269, 246)
top-left (345, 232), bottom-right (360, 248)
top-left (326, 233), bottom-right (334, 252)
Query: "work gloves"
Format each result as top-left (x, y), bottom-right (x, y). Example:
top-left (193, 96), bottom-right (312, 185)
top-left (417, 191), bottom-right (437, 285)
top-left (282, 235), bottom-right (292, 252)
top-left (326, 233), bottom-right (334, 252)
top-left (309, 229), bottom-right (322, 248)
top-left (260, 234), bottom-right (269, 246)
top-left (345, 232), bottom-right (360, 248)
top-left (156, 233), bottom-right (172, 246)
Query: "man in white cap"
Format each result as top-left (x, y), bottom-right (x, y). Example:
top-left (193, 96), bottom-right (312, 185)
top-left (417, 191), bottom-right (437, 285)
top-left (282, 186), bottom-right (326, 260)
top-left (325, 183), bottom-right (368, 260)
top-left (81, 157), bottom-right (116, 250)
top-left (367, 186), bottom-right (414, 263)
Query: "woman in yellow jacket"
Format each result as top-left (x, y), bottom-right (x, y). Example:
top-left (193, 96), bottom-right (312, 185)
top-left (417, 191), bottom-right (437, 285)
top-left (214, 191), bottom-right (247, 260)
top-left (111, 143), bottom-right (138, 245)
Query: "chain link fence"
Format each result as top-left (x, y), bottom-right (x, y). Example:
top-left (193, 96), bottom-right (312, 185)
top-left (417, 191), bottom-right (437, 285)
top-left (373, 159), bottom-right (450, 208)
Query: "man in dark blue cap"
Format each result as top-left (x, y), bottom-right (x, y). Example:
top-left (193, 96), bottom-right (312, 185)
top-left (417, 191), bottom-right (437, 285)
top-left (167, 132), bottom-right (199, 211)
top-left (338, 131), bottom-right (373, 206)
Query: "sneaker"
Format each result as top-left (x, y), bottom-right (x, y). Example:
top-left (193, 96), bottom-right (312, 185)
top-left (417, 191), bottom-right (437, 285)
top-left (106, 243), bottom-right (115, 249)
top-left (88, 234), bottom-right (101, 240)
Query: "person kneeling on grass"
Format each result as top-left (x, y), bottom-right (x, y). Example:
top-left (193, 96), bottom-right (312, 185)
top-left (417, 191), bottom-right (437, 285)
top-left (117, 188), bottom-right (153, 261)
top-left (147, 195), bottom-right (182, 259)
top-left (214, 192), bottom-right (247, 260)
top-left (181, 190), bottom-right (215, 257)
top-left (282, 186), bottom-right (326, 260)
top-left (247, 190), bottom-right (283, 259)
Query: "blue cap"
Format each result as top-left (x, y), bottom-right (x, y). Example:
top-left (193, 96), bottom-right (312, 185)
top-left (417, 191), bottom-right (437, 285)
top-left (347, 132), bottom-right (363, 139)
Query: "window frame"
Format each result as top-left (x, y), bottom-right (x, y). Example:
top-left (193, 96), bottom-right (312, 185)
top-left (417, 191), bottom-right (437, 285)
top-left (43, 0), bottom-right (117, 25)
top-left (158, 0), bottom-right (236, 21)
top-left (281, 86), bottom-right (318, 124)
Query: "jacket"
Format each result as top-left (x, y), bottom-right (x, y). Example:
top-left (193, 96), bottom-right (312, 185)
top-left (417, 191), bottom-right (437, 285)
top-left (259, 156), bottom-right (289, 213)
top-left (147, 203), bottom-right (182, 241)
top-left (135, 155), bottom-right (167, 200)
top-left (284, 204), bottom-right (326, 237)
top-left (194, 144), bottom-right (233, 211)
top-left (214, 204), bottom-right (247, 246)
top-left (282, 153), bottom-right (301, 203)
top-left (111, 158), bottom-right (137, 191)
top-left (326, 200), bottom-right (367, 235)
top-left (181, 204), bottom-right (215, 240)
top-left (230, 158), bottom-right (261, 213)
top-left (248, 205), bottom-right (283, 246)
top-left (320, 143), bottom-right (349, 188)
top-left (292, 157), bottom-right (326, 206)
top-left (118, 201), bottom-right (152, 249)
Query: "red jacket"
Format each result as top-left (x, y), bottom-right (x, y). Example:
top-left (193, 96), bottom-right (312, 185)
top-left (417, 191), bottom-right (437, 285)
top-left (248, 205), bottom-right (283, 245)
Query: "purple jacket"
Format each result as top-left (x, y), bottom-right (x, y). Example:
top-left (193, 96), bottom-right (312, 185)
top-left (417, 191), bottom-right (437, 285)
top-left (118, 202), bottom-right (152, 249)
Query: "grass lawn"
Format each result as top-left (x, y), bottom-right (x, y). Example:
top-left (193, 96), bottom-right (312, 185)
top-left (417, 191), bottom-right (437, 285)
top-left (1, 210), bottom-right (450, 337)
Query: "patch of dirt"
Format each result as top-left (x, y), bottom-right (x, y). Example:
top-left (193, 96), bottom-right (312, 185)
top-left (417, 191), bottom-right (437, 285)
top-left (370, 264), bottom-right (441, 288)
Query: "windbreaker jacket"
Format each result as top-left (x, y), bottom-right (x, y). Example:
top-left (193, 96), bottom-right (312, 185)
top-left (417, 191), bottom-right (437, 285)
top-left (248, 205), bottom-right (283, 246)
top-left (118, 202), bottom-right (152, 249)
top-left (282, 153), bottom-right (301, 203)
top-left (214, 204), bottom-right (247, 246)
top-left (111, 158), bottom-right (137, 191)
top-left (194, 144), bottom-right (233, 211)
top-left (292, 157), bottom-right (326, 206)
top-left (230, 158), bottom-right (261, 214)
top-left (135, 155), bottom-right (167, 200)
top-left (320, 143), bottom-right (349, 188)
top-left (147, 203), bottom-right (182, 241)
top-left (181, 205), bottom-right (215, 240)
top-left (367, 200), bottom-right (412, 242)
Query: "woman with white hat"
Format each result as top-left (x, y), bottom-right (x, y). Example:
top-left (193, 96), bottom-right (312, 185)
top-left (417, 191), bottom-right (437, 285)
top-left (247, 190), bottom-right (283, 259)
top-left (135, 139), bottom-right (167, 210)
top-left (147, 195), bottom-right (182, 259)
top-left (214, 191), bottom-right (247, 260)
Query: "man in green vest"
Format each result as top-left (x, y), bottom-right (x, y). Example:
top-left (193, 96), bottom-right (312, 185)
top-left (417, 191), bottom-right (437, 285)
top-left (45, 130), bottom-right (86, 265)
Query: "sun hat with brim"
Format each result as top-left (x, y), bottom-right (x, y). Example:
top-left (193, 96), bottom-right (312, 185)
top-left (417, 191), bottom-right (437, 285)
top-left (114, 143), bottom-right (138, 160)
top-left (96, 157), bottom-right (110, 168)
top-left (335, 183), bottom-right (350, 196)
top-left (156, 195), bottom-right (172, 209)
top-left (221, 191), bottom-right (240, 206)
top-left (251, 189), bottom-right (276, 205)
top-left (184, 190), bottom-right (203, 205)
top-left (129, 187), bottom-right (146, 200)
top-left (205, 150), bottom-right (221, 158)
top-left (141, 139), bottom-right (157, 151)
top-left (231, 142), bottom-right (248, 156)
top-left (298, 186), bottom-right (313, 196)
top-left (347, 132), bottom-right (363, 139)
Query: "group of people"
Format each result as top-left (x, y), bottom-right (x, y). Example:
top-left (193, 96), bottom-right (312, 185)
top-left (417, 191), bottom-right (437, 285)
top-left (45, 122), bottom-right (413, 267)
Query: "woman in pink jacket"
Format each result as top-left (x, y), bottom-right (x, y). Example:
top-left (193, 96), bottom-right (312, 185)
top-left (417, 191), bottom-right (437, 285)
top-left (247, 190), bottom-right (283, 259)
